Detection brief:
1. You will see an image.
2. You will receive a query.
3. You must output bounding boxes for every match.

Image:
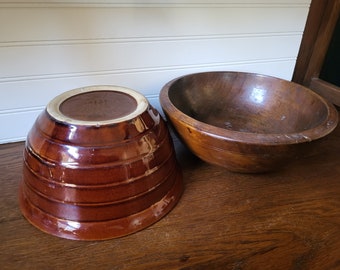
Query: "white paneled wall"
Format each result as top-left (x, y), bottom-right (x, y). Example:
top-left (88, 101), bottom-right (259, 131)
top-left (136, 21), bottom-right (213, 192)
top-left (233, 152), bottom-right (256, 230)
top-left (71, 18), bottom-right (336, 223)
top-left (0, 0), bottom-right (311, 143)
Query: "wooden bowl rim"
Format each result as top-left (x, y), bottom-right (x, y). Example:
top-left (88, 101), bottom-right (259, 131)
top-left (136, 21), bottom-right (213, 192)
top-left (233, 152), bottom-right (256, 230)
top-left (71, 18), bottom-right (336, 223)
top-left (160, 71), bottom-right (339, 145)
top-left (47, 85), bottom-right (149, 126)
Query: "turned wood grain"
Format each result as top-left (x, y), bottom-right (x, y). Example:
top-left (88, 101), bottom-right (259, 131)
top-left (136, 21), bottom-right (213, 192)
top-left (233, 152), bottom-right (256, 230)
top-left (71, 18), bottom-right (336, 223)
top-left (1, 117), bottom-right (340, 269)
top-left (160, 71), bottom-right (338, 173)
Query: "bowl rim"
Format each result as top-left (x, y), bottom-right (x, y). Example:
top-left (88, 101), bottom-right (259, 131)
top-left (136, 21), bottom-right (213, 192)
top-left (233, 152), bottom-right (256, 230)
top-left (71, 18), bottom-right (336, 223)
top-left (47, 85), bottom-right (149, 126)
top-left (160, 71), bottom-right (339, 145)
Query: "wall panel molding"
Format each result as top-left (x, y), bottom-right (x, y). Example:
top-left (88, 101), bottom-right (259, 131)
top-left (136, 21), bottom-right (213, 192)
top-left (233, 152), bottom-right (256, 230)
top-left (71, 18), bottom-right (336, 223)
top-left (0, 1), bottom-right (311, 143)
top-left (0, 59), bottom-right (297, 144)
top-left (0, 1), bottom-right (310, 9)
top-left (0, 6), bottom-right (309, 43)
top-left (1, 32), bottom-right (303, 48)
top-left (0, 35), bottom-right (302, 81)
top-left (0, 57), bottom-right (298, 84)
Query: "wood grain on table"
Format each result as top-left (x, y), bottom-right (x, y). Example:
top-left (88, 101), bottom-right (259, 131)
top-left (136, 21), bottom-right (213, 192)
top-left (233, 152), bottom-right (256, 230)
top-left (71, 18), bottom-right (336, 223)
top-left (1, 117), bottom-right (340, 269)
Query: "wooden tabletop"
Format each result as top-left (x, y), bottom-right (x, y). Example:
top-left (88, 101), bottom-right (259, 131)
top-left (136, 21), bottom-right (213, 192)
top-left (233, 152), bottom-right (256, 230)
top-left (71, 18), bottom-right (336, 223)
top-left (1, 115), bottom-right (340, 270)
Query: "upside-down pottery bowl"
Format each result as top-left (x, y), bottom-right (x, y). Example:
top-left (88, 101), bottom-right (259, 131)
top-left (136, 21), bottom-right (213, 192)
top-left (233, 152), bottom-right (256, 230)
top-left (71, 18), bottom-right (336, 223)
top-left (19, 85), bottom-right (183, 240)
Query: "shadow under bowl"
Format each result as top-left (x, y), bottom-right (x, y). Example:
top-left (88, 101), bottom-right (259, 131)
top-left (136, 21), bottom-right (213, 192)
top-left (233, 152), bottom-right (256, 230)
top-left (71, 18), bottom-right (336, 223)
top-left (160, 71), bottom-right (338, 173)
top-left (19, 85), bottom-right (183, 240)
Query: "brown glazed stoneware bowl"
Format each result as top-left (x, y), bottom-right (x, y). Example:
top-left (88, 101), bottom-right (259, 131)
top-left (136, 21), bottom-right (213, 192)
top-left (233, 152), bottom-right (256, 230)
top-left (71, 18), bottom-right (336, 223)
top-left (19, 85), bottom-right (183, 240)
top-left (160, 71), bottom-right (338, 173)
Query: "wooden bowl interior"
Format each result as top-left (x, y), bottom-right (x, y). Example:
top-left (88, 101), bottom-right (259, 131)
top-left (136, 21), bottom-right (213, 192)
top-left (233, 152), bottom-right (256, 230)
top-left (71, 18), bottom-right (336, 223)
top-left (168, 73), bottom-right (328, 134)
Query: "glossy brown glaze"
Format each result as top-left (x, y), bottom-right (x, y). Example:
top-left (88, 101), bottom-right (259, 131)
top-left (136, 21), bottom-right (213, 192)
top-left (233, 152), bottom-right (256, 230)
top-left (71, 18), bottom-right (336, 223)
top-left (160, 71), bottom-right (338, 173)
top-left (19, 85), bottom-right (183, 240)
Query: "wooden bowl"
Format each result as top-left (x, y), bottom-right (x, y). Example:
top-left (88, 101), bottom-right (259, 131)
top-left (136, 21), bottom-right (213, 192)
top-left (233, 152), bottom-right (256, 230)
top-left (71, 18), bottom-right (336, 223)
top-left (19, 85), bottom-right (183, 240)
top-left (160, 72), bottom-right (338, 173)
